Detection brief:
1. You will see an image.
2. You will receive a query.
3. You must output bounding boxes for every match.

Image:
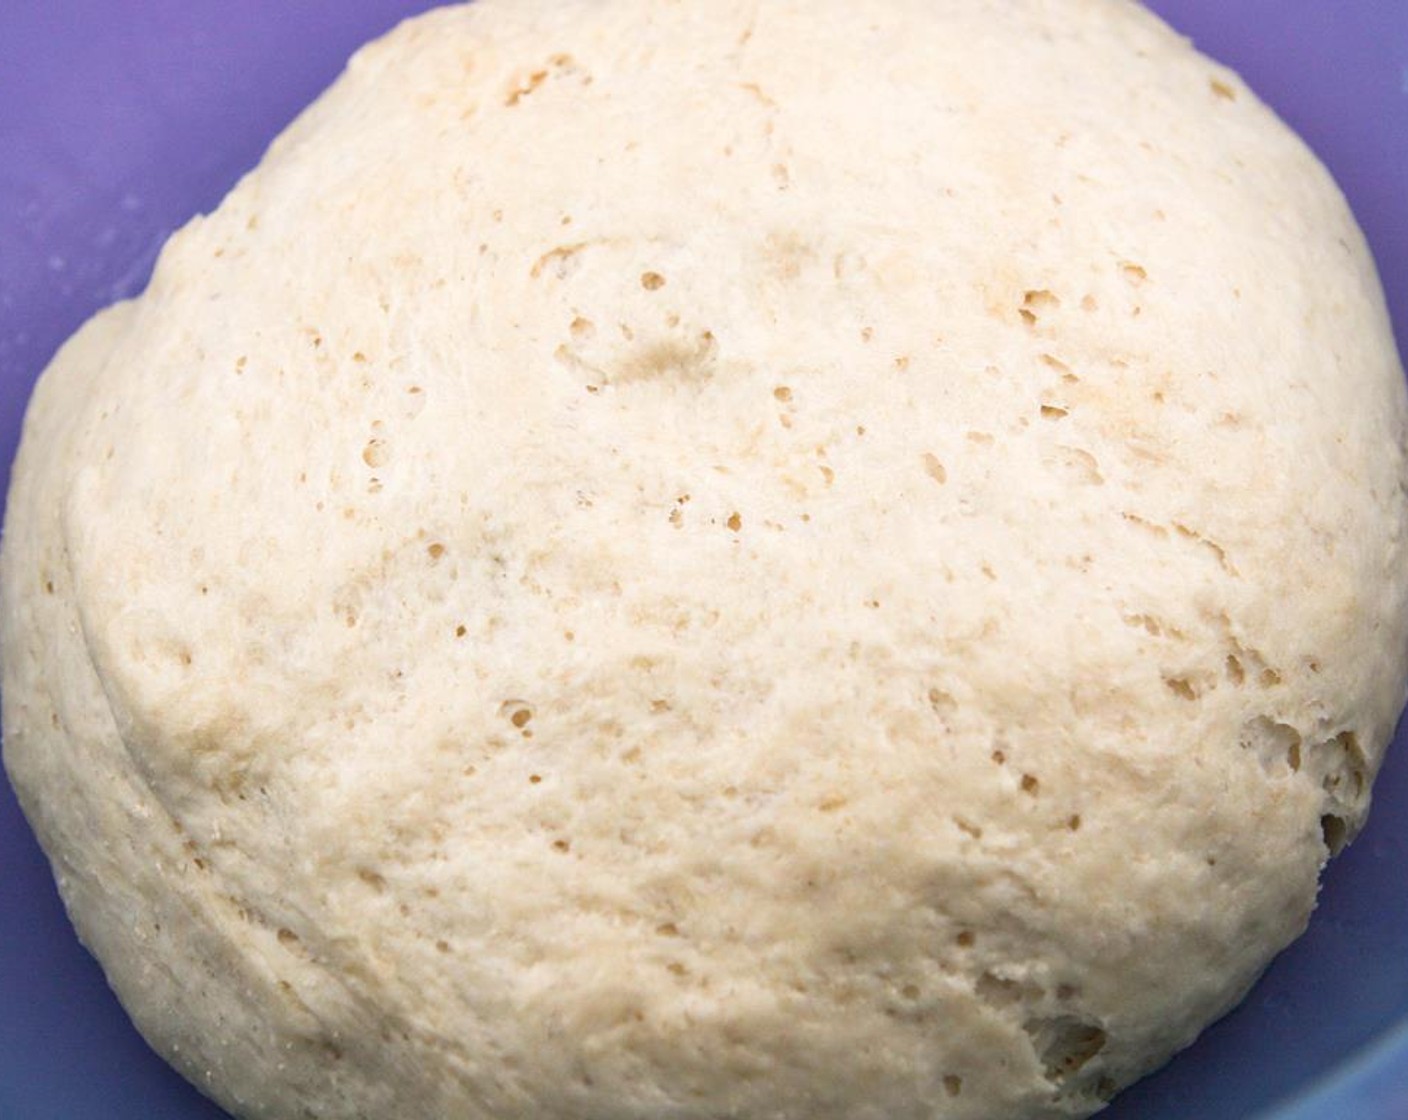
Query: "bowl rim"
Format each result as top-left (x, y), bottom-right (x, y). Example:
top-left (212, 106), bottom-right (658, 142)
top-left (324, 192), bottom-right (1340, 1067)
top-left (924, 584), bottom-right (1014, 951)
top-left (1263, 1015), bottom-right (1408, 1119)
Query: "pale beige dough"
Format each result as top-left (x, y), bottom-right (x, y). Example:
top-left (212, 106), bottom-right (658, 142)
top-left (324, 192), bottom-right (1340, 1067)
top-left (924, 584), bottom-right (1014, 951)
top-left (4, 1), bottom-right (1408, 1118)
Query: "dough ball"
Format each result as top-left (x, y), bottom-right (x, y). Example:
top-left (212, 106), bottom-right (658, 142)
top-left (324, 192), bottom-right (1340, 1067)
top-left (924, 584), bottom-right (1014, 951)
top-left (4, 2), bottom-right (1407, 1118)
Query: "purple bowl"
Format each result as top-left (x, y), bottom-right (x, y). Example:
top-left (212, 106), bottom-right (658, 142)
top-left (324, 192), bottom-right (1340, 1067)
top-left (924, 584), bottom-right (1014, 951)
top-left (1, 3), bottom-right (1406, 1118)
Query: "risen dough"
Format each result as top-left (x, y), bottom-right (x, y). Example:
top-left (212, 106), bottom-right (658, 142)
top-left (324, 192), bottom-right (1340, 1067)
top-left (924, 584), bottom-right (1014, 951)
top-left (4, 2), bottom-right (1407, 1118)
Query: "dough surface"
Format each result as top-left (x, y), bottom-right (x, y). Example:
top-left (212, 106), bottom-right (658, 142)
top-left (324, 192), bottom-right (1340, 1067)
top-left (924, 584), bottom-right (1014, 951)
top-left (4, 2), bottom-right (1408, 1118)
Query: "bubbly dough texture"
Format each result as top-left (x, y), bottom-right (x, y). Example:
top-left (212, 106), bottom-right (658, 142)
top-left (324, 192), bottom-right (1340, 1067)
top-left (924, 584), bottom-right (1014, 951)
top-left (4, 2), bottom-right (1408, 1118)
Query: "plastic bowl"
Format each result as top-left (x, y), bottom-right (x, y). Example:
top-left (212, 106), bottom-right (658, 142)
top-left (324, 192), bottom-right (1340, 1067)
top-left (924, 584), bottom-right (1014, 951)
top-left (1, 3), bottom-right (1405, 1117)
